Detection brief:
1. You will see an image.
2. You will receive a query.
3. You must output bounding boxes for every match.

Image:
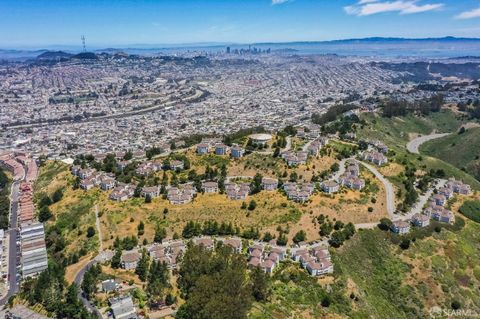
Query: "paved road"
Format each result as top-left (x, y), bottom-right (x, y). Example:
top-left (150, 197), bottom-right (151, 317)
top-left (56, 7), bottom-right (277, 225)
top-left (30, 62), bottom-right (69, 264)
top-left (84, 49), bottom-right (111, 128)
top-left (332, 157), bottom-right (351, 181)
top-left (401, 179), bottom-right (447, 221)
top-left (74, 259), bottom-right (102, 318)
top-left (406, 133), bottom-right (450, 154)
top-left (0, 180), bottom-right (21, 306)
top-left (357, 160), bottom-right (396, 219)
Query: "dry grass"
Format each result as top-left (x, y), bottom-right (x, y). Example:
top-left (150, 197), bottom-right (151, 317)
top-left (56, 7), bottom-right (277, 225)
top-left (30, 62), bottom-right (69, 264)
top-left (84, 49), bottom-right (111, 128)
top-left (65, 253), bottom-right (94, 284)
top-left (378, 163), bottom-right (405, 178)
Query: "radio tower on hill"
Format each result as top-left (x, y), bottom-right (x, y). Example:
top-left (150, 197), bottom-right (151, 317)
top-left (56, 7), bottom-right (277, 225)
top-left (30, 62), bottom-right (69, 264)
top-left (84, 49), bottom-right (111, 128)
top-left (81, 35), bottom-right (86, 52)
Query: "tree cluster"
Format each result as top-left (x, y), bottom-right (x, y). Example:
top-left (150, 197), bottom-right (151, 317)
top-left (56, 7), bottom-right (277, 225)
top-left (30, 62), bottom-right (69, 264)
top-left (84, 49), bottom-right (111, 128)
top-left (176, 243), bottom-right (269, 319)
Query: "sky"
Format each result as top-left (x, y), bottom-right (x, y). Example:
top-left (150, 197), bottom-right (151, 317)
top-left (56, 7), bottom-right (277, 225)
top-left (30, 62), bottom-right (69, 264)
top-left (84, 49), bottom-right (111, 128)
top-left (1, 0), bottom-right (480, 48)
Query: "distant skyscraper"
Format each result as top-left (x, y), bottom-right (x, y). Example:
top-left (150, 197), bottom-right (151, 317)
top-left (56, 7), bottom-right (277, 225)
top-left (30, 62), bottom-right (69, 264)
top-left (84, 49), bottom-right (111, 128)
top-left (226, 46), bottom-right (230, 54)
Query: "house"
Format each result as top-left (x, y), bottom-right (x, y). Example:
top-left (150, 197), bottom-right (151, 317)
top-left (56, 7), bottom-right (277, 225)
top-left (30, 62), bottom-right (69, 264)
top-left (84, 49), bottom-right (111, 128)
top-left (446, 179), bottom-right (471, 195)
top-left (363, 151), bottom-right (388, 166)
top-left (109, 184), bottom-right (135, 202)
top-left (281, 151), bottom-right (308, 166)
top-left (196, 143), bottom-right (209, 154)
top-left (291, 249), bottom-right (308, 262)
top-left (431, 209), bottom-right (455, 224)
top-left (80, 178), bottom-right (95, 190)
top-left (411, 213), bottom-right (430, 227)
top-left (438, 187), bottom-right (454, 199)
top-left (431, 194), bottom-right (446, 206)
top-left (110, 296), bottom-right (138, 319)
top-left (248, 257), bottom-right (261, 268)
top-left (167, 186), bottom-right (195, 204)
top-left (270, 247), bottom-right (287, 261)
top-left (78, 168), bottom-right (95, 179)
top-left (141, 186), bottom-right (160, 198)
top-left (390, 221), bottom-right (410, 234)
top-left (202, 181), bottom-right (219, 193)
top-left (261, 177), bottom-right (278, 191)
top-left (230, 145), bottom-right (245, 158)
top-left (71, 165), bottom-right (81, 176)
top-left (170, 160), bottom-right (184, 171)
top-left (306, 260), bottom-right (334, 276)
top-left (117, 161), bottom-right (130, 171)
top-left (225, 182), bottom-right (250, 200)
top-left (223, 238), bottom-right (242, 253)
top-left (215, 144), bottom-right (228, 155)
top-left (121, 250), bottom-right (140, 270)
top-left (321, 181), bottom-right (340, 194)
top-left (260, 259), bottom-right (275, 274)
top-left (102, 279), bottom-right (118, 293)
top-left (194, 237), bottom-right (214, 250)
top-left (100, 176), bottom-right (116, 191)
top-left (338, 173), bottom-right (365, 190)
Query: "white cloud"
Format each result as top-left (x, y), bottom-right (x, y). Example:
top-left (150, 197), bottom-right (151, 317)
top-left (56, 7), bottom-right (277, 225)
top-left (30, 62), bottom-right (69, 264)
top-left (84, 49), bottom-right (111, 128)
top-left (272, 0), bottom-right (290, 5)
top-left (455, 7), bottom-right (480, 20)
top-left (345, 0), bottom-right (443, 16)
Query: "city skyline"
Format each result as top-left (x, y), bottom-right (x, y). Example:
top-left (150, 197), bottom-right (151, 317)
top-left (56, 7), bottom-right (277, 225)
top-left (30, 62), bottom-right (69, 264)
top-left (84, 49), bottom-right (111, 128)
top-left (1, 0), bottom-right (480, 48)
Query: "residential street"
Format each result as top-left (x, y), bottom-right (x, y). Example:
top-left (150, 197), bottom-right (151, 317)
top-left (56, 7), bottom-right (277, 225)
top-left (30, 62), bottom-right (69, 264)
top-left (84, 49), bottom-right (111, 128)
top-left (0, 180), bottom-right (21, 306)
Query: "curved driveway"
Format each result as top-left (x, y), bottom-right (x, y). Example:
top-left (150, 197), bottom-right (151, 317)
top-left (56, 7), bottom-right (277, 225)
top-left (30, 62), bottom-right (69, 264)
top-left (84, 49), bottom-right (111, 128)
top-left (357, 160), bottom-right (396, 220)
top-left (406, 133), bottom-right (450, 154)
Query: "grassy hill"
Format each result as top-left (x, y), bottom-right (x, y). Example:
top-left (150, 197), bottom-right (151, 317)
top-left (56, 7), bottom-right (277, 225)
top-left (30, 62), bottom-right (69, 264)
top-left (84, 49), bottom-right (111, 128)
top-left (357, 110), bottom-right (480, 190)
top-left (420, 127), bottom-right (480, 181)
top-left (251, 218), bottom-right (480, 319)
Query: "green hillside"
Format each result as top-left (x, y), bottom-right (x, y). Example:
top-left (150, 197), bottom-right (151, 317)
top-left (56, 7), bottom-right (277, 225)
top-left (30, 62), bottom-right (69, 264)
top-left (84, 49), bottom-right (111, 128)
top-left (357, 109), bottom-right (464, 151)
top-left (420, 127), bottom-right (480, 181)
top-left (357, 110), bottom-right (480, 190)
top-left (251, 221), bottom-right (480, 319)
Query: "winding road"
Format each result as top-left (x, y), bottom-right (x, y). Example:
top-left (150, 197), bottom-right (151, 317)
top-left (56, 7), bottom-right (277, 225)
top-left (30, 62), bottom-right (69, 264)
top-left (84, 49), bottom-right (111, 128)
top-left (406, 133), bottom-right (450, 154)
top-left (357, 160), bottom-right (397, 220)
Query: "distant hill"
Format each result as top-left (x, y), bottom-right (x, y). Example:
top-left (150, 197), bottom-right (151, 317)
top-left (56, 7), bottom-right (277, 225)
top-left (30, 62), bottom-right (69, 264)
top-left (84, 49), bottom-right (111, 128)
top-left (254, 36), bottom-right (480, 46)
top-left (36, 51), bottom-right (73, 60)
top-left (71, 52), bottom-right (98, 60)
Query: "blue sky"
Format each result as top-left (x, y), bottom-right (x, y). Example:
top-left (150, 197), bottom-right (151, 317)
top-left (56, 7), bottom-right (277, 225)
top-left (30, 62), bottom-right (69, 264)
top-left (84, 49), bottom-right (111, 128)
top-left (1, 0), bottom-right (480, 48)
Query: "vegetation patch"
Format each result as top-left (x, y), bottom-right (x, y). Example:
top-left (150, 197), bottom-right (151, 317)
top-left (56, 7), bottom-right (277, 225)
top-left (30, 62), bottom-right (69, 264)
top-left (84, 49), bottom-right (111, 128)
top-left (459, 200), bottom-right (480, 223)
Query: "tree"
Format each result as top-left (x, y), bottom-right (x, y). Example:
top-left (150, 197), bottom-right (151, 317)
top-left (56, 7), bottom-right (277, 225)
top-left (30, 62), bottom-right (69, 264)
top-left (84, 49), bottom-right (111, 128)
top-left (276, 233), bottom-right (288, 246)
top-left (137, 221), bottom-right (145, 236)
top-left (147, 260), bottom-right (170, 300)
top-left (378, 218), bottom-right (392, 231)
top-left (263, 232), bottom-right (274, 242)
top-left (250, 173), bottom-right (263, 194)
top-left (82, 264), bottom-right (101, 299)
top-left (86, 226), bottom-right (95, 238)
top-left (399, 239), bottom-right (410, 250)
top-left (51, 188), bottom-right (64, 203)
top-left (111, 249), bottom-right (122, 268)
top-left (38, 206), bottom-right (53, 222)
top-left (177, 245), bottom-right (253, 319)
top-left (292, 230), bottom-right (306, 243)
top-left (145, 194), bottom-right (152, 203)
top-left (135, 249), bottom-right (150, 281)
top-left (154, 225), bottom-right (167, 243)
top-left (248, 200), bottom-right (257, 211)
top-left (251, 266), bottom-right (269, 302)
